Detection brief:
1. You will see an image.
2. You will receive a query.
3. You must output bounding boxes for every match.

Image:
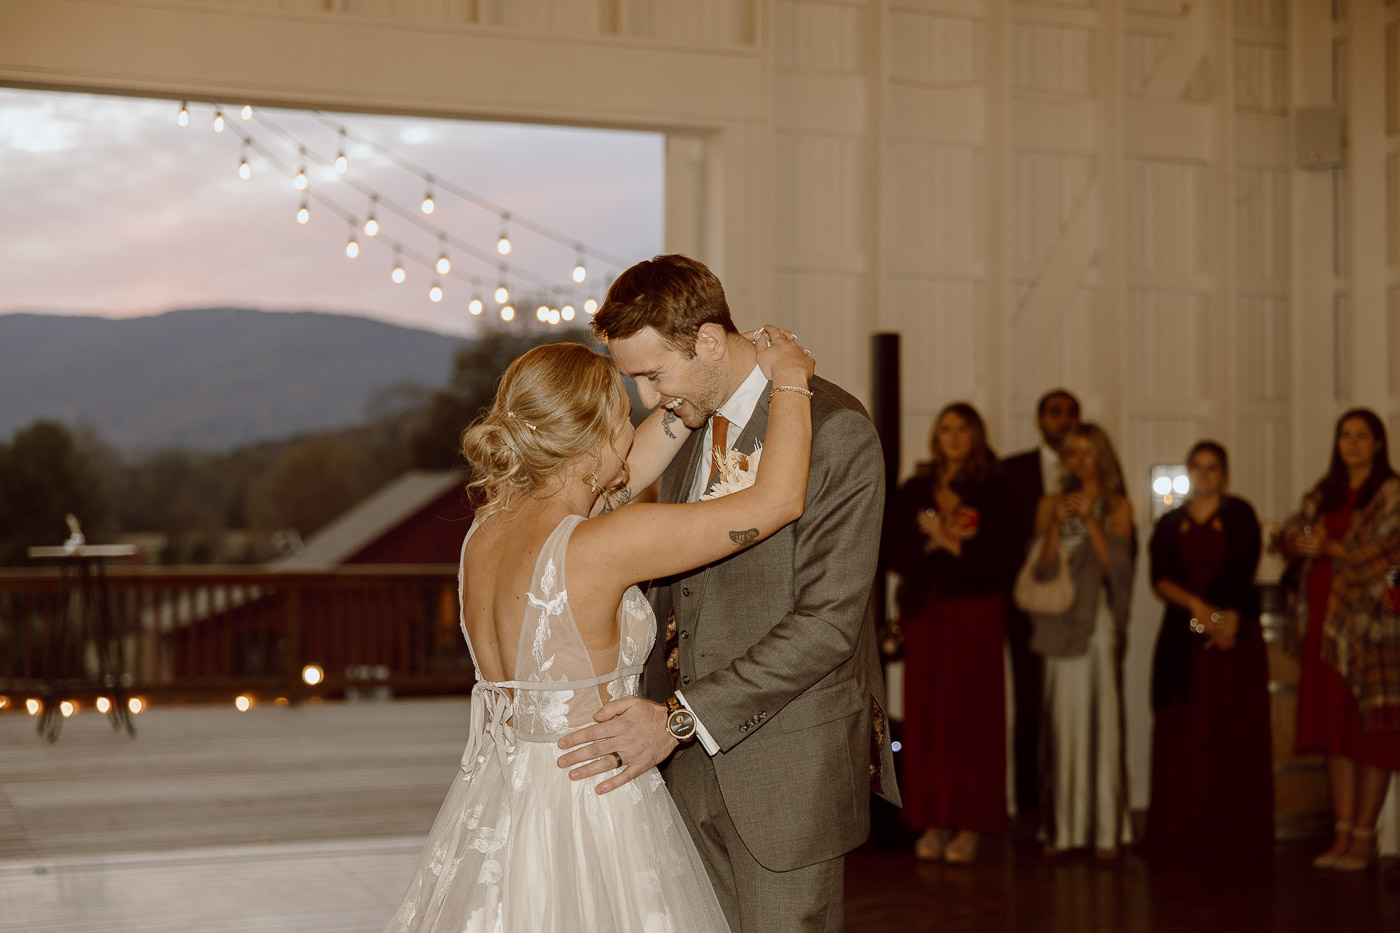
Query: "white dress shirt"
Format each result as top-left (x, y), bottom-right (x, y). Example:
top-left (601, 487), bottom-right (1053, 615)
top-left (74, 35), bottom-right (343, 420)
top-left (1039, 442), bottom-right (1063, 496)
top-left (676, 363), bottom-right (767, 754)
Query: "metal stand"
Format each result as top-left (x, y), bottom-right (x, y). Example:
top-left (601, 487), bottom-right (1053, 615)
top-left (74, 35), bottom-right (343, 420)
top-left (27, 545), bottom-right (138, 742)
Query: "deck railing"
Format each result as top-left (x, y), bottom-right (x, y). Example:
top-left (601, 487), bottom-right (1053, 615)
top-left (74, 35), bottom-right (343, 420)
top-left (0, 564), bottom-right (469, 707)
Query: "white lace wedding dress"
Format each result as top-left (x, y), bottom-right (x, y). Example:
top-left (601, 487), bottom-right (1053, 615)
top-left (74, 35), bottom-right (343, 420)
top-left (384, 514), bottom-right (731, 933)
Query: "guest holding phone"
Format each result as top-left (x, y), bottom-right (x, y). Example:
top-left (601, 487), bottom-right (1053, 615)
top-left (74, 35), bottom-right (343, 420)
top-left (884, 403), bottom-right (1019, 863)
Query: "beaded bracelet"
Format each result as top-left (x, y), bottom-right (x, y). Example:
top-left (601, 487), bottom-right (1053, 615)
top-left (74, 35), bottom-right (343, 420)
top-left (769, 385), bottom-right (814, 402)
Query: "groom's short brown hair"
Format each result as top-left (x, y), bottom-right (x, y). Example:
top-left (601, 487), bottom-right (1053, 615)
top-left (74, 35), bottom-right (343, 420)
top-left (590, 254), bottom-right (739, 358)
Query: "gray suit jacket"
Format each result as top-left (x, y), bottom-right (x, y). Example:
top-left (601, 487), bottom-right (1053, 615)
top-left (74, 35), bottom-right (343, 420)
top-left (644, 374), bottom-right (901, 872)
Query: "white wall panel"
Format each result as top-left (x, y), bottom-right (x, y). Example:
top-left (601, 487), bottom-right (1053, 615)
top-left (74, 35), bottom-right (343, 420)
top-left (1010, 151), bottom-right (1096, 277)
top-left (774, 0), bottom-right (866, 73)
top-left (1011, 22), bottom-right (1097, 96)
top-left (774, 133), bottom-right (867, 269)
top-left (1235, 168), bottom-right (1290, 287)
top-left (1125, 159), bottom-right (1208, 276)
top-left (888, 9), bottom-right (984, 85)
top-left (886, 142), bottom-right (986, 275)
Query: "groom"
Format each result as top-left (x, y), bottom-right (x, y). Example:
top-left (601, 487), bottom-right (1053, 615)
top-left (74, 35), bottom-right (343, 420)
top-left (558, 254), bottom-right (899, 932)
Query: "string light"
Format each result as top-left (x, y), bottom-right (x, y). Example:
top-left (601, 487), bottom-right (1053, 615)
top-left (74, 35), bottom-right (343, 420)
top-left (177, 101), bottom-right (189, 127)
top-left (238, 144), bottom-right (251, 180)
top-left (500, 305), bottom-right (516, 322)
top-left (494, 285), bottom-right (509, 304)
top-left (496, 215), bottom-right (512, 255)
top-left (435, 237), bottom-right (451, 275)
top-left (293, 148), bottom-right (308, 190)
top-left (572, 247), bottom-right (587, 283)
top-left (548, 308), bottom-right (562, 326)
top-left (469, 298), bottom-right (484, 316)
top-left (429, 281), bottom-right (443, 303)
top-left (345, 221), bottom-right (359, 259)
top-left (296, 200), bottom-right (310, 225)
top-left (584, 298), bottom-right (599, 315)
top-left (561, 305), bottom-right (576, 322)
top-left (363, 195), bottom-right (379, 237)
top-left (421, 176), bottom-right (435, 214)
top-left (213, 109), bottom-right (225, 133)
top-left (334, 130), bottom-right (348, 174)
top-left (535, 305), bottom-right (550, 322)
top-left (391, 249), bottom-right (406, 284)
top-left (240, 104), bottom-right (254, 121)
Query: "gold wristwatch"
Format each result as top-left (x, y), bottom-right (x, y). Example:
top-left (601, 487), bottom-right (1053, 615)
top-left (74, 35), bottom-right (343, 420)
top-left (665, 695), bottom-right (697, 743)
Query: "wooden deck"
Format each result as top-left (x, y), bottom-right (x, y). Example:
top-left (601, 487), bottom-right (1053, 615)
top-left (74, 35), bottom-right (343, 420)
top-left (1, 699), bottom-right (1397, 932)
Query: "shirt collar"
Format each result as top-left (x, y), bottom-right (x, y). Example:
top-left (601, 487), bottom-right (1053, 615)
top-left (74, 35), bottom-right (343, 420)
top-left (715, 364), bottom-right (768, 434)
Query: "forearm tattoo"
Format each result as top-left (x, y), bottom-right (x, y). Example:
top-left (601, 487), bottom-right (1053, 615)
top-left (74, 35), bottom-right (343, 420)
top-left (601, 486), bottom-right (633, 514)
top-left (728, 528), bottom-right (759, 549)
top-left (661, 410), bottom-right (679, 440)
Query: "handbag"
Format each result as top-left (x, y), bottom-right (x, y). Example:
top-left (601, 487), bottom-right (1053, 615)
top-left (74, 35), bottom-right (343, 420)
top-left (1013, 535), bottom-right (1075, 615)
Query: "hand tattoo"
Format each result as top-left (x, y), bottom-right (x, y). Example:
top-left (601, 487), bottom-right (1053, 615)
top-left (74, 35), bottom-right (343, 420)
top-left (661, 410), bottom-right (679, 440)
top-left (728, 528), bottom-right (760, 549)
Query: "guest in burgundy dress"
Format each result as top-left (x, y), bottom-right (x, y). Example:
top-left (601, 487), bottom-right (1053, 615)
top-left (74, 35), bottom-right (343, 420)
top-left (884, 402), bottom-right (1018, 864)
top-left (1143, 441), bottom-right (1273, 861)
top-left (1282, 408), bottom-right (1400, 872)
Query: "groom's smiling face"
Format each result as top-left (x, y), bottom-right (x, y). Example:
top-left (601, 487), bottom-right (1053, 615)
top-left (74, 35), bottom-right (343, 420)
top-left (606, 325), bottom-right (728, 431)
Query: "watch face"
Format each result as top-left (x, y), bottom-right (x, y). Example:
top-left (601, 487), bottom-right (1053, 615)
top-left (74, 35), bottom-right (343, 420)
top-left (668, 709), bottom-right (697, 739)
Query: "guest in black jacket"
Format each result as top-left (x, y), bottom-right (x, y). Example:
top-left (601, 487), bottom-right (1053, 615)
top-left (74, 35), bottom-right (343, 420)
top-left (884, 402), bottom-right (1019, 863)
top-left (1143, 440), bottom-right (1273, 861)
top-left (1000, 388), bottom-right (1080, 828)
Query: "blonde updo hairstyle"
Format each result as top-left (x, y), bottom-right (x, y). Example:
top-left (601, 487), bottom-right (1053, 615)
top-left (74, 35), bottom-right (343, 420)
top-left (461, 343), bottom-right (632, 521)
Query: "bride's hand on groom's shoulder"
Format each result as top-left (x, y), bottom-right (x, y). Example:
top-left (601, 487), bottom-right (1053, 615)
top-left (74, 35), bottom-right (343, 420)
top-left (748, 324), bottom-right (815, 384)
top-left (555, 696), bottom-right (676, 795)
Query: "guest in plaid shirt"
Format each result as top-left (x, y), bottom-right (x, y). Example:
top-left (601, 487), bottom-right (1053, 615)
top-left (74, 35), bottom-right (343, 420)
top-left (1282, 408), bottom-right (1400, 873)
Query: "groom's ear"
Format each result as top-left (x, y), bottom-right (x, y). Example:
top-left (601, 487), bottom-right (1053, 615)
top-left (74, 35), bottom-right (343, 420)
top-left (694, 322), bottom-right (727, 360)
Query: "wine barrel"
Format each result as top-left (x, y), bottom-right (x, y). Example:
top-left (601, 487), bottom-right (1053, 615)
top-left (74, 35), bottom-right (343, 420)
top-left (1259, 583), bottom-right (1331, 840)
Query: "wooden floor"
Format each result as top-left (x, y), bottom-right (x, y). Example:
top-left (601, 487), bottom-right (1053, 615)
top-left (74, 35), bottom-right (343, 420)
top-left (2, 699), bottom-right (1397, 932)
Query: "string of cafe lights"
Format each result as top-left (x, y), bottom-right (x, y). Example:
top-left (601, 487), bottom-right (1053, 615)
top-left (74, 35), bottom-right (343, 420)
top-left (177, 100), bottom-right (618, 325)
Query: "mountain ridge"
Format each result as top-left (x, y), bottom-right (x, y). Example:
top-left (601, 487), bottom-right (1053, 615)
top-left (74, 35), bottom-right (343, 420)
top-left (0, 308), bottom-right (467, 452)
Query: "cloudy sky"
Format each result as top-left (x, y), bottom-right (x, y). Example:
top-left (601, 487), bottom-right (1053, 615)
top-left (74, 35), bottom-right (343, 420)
top-left (0, 88), bottom-right (663, 336)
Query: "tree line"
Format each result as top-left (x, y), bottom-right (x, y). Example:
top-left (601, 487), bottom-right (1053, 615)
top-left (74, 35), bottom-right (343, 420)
top-left (0, 328), bottom-right (590, 566)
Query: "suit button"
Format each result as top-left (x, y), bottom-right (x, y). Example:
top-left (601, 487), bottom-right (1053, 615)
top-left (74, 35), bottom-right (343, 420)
top-left (740, 723), bottom-right (750, 733)
top-left (682, 587), bottom-right (691, 597)
top-left (681, 676), bottom-right (691, 685)
top-left (679, 630), bottom-right (690, 640)
top-left (758, 711), bottom-right (767, 719)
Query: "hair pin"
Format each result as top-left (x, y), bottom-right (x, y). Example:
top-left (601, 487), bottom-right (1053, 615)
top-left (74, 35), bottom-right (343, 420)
top-left (506, 410), bottom-right (537, 432)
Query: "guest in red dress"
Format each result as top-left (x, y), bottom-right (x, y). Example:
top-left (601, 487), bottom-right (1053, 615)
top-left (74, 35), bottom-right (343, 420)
top-left (884, 402), bottom-right (1019, 864)
top-left (1282, 408), bottom-right (1400, 872)
top-left (1143, 441), bottom-right (1274, 861)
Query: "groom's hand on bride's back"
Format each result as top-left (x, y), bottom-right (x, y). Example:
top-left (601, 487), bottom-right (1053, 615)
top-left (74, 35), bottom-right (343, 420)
top-left (556, 697), bottom-right (676, 794)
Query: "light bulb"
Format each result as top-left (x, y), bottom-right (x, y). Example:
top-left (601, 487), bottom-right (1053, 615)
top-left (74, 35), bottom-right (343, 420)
top-left (96, 697), bottom-right (111, 714)
top-left (494, 286), bottom-right (509, 304)
top-left (345, 239), bottom-right (359, 259)
top-left (60, 700), bottom-right (75, 718)
top-left (240, 104), bottom-right (253, 121)
top-left (294, 168), bottom-right (308, 191)
top-left (177, 102), bottom-right (189, 127)
top-left (421, 193), bottom-right (435, 214)
top-left (302, 665), bottom-right (324, 686)
top-left (238, 159), bottom-right (251, 181)
top-left (1152, 476), bottom-right (1172, 496)
top-left (561, 305), bottom-right (575, 322)
top-left (213, 110), bottom-right (225, 133)
top-left (496, 235), bottom-right (511, 255)
top-left (335, 152), bottom-right (348, 174)
top-left (536, 305), bottom-right (550, 322)
top-left (1172, 475), bottom-right (1191, 495)
top-left (501, 305), bottom-right (516, 322)
top-left (548, 309), bottom-right (561, 326)
top-left (296, 202), bottom-right (310, 225)
top-left (572, 264), bottom-right (587, 284)
top-left (128, 697), bottom-right (144, 714)
top-left (436, 255), bottom-right (451, 275)
top-left (469, 299), bottom-right (483, 316)
top-left (391, 264), bottom-right (406, 284)
top-left (364, 216), bottom-right (378, 237)
top-left (235, 695), bottom-right (252, 712)
top-left (26, 698), bottom-right (40, 715)
top-left (584, 298), bottom-right (598, 314)
top-left (429, 283), bottom-right (443, 303)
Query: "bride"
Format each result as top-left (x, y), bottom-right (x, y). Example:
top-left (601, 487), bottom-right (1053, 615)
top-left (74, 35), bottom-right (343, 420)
top-left (384, 326), bottom-right (814, 933)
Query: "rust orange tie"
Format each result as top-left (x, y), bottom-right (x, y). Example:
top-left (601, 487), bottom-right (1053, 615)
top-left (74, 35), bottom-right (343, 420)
top-left (706, 414), bottom-right (730, 490)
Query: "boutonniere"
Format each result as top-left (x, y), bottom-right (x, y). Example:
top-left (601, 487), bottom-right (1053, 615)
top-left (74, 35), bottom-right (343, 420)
top-left (701, 444), bottom-right (762, 500)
